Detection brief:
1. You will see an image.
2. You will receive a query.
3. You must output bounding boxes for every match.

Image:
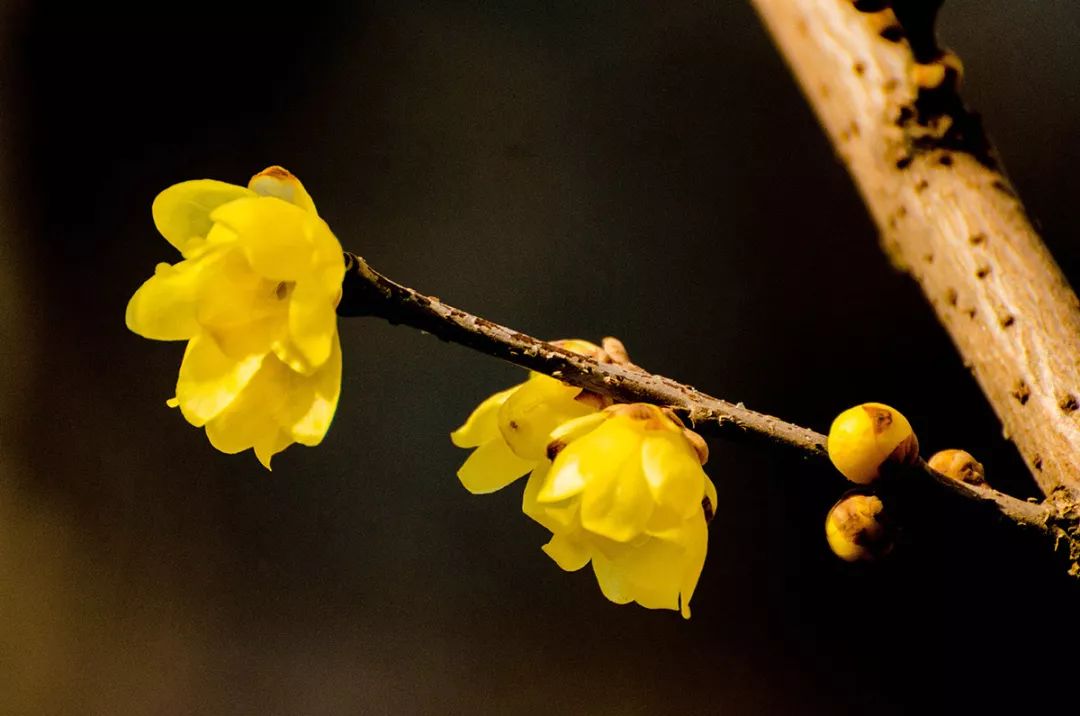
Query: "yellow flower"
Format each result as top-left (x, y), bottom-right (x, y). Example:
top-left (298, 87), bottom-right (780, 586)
top-left (450, 339), bottom-right (610, 493)
top-left (126, 166), bottom-right (345, 469)
top-left (523, 403), bottom-right (716, 619)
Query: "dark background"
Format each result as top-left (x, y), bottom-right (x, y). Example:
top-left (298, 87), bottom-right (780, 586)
top-left (2, 1), bottom-right (1078, 713)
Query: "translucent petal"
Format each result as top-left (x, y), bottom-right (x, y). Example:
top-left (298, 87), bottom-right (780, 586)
top-left (522, 463), bottom-right (549, 519)
top-left (451, 385), bottom-right (522, 448)
top-left (537, 456), bottom-right (588, 503)
top-left (204, 355), bottom-right (291, 466)
top-left (287, 278), bottom-right (338, 371)
top-left (194, 249), bottom-right (288, 359)
top-left (270, 338), bottom-right (311, 375)
top-left (174, 333), bottom-right (265, 427)
top-left (547, 411), bottom-right (607, 449)
top-left (204, 387), bottom-right (277, 455)
top-left (206, 316), bottom-right (282, 361)
top-left (579, 454), bottom-right (653, 543)
top-left (498, 374), bottom-right (595, 460)
top-left (542, 533), bottom-right (591, 572)
top-left (641, 433), bottom-right (707, 524)
top-left (287, 333), bottom-right (343, 446)
top-left (248, 166), bottom-right (318, 214)
top-left (457, 438), bottom-right (535, 494)
top-left (591, 553), bottom-right (633, 605)
top-left (255, 428), bottom-right (294, 470)
top-left (126, 259), bottom-right (207, 341)
top-left (676, 516), bottom-right (709, 619)
top-left (194, 249), bottom-right (283, 330)
top-left (210, 197), bottom-right (320, 282)
top-left (615, 536), bottom-right (685, 612)
top-left (555, 419), bottom-right (654, 541)
top-left (523, 464), bottom-right (580, 532)
top-left (152, 180), bottom-right (254, 255)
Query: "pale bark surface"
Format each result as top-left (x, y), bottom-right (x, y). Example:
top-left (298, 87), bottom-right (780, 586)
top-left (751, 0), bottom-right (1080, 504)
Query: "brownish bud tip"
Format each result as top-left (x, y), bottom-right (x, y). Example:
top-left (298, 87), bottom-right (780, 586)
top-left (928, 449), bottom-right (986, 485)
top-left (682, 428), bottom-right (709, 465)
top-left (888, 432), bottom-right (920, 466)
top-left (601, 336), bottom-right (632, 365)
top-left (546, 439), bottom-right (567, 461)
top-left (862, 404), bottom-right (894, 435)
top-left (702, 495), bottom-right (715, 523)
top-left (574, 390), bottom-right (612, 411)
top-left (551, 339), bottom-right (611, 363)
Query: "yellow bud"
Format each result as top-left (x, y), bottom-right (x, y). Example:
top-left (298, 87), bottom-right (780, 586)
top-left (928, 449), bottom-right (986, 486)
top-left (827, 402), bottom-right (919, 484)
top-left (825, 492), bottom-right (893, 562)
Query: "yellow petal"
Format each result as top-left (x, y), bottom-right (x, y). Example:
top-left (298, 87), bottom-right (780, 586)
top-left (255, 428), bottom-right (294, 470)
top-left (210, 197), bottom-right (325, 282)
top-left (204, 355), bottom-right (292, 466)
top-left (641, 433), bottom-right (707, 525)
top-left (451, 385), bottom-right (522, 448)
top-left (676, 516), bottom-right (709, 619)
top-left (193, 249), bottom-right (289, 359)
top-left (591, 553), bottom-right (633, 605)
top-left (541, 533), bottom-right (591, 572)
top-left (547, 411), bottom-right (608, 448)
top-left (248, 166), bottom-right (318, 214)
top-left (126, 258), bottom-right (211, 340)
top-left (287, 333), bottom-right (343, 445)
top-left (194, 249), bottom-right (282, 329)
top-left (498, 374), bottom-right (595, 460)
top-left (537, 455), bottom-right (588, 503)
top-left (642, 517), bottom-right (709, 618)
top-left (204, 387), bottom-right (278, 455)
top-left (612, 536), bottom-right (684, 613)
top-left (287, 278), bottom-right (338, 371)
top-left (152, 180), bottom-right (254, 256)
top-left (457, 439), bottom-right (535, 494)
top-left (579, 454), bottom-right (653, 543)
top-left (174, 333), bottom-right (265, 427)
top-left (555, 418), bottom-right (653, 541)
top-left (523, 463), bottom-right (580, 532)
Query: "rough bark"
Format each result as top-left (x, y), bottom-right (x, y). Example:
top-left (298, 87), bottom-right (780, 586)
top-left (750, 0), bottom-right (1080, 505)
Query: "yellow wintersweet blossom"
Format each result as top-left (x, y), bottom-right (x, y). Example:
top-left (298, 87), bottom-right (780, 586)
top-left (523, 403), bottom-right (716, 619)
top-left (126, 166), bottom-right (345, 468)
top-left (450, 339), bottom-right (611, 493)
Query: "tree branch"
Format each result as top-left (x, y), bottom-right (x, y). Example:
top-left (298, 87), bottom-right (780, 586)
top-left (338, 252), bottom-right (1079, 569)
top-left (334, 0), bottom-right (1080, 574)
top-left (749, 0), bottom-right (1080, 505)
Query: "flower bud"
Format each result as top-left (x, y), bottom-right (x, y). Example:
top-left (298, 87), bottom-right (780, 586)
top-left (825, 492), bottom-right (893, 562)
top-left (827, 402), bottom-right (919, 484)
top-left (911, 50), bottom-right (964, 91)
top-left (928, 449), bottom-right (986, 486)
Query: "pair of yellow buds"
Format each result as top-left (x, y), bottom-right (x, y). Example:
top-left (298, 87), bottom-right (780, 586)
top-left (824, 402), bottom-right (986, 562)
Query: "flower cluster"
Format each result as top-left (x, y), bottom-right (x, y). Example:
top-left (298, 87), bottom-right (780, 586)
top-left (452, 340), bottom-right (715, 618)
top-left (126, 167), bottom-right (345, 468)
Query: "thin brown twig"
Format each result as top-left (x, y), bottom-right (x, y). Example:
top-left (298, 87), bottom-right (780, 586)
top-left (337, 252), bottom-right (1077, 565)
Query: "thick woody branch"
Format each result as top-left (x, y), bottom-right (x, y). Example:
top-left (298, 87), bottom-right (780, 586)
top-left (749, 0), bottom-right (1080, 504)
top-left (338, 252), bottom-right (1079, 568)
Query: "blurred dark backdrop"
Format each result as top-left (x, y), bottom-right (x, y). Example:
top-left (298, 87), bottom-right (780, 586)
top-left (2, 1), bottom-right (1079, 713)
